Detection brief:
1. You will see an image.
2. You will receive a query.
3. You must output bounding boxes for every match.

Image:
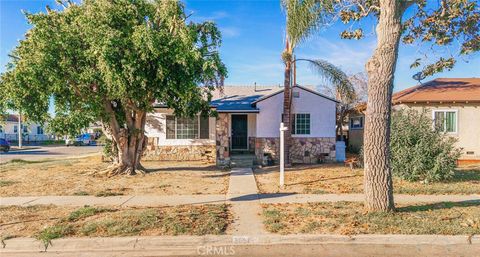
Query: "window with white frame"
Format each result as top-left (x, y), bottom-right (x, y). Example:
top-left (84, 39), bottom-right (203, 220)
top-left (14, 125), bottom-right (18, 133)
top-left (291, 113), bottom-right (310, 135)
top-left (433, 110), bottom-right (457, 133)
top-left (350, 116), bottom-right (364, 129)
top-left (166, 115), bottom-right (209, 139)
top-left (37, 126), bottom-right (44, 135)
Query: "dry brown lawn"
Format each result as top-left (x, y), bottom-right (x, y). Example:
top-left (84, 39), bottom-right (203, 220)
top-left (263, 201), bottom-right (480, 235)
top-left (0, 156), bottom-right (229, 197)
top-left (254, 163), bottom-right (480, 195)
top-left (0, 204), bottom-right (231, 244)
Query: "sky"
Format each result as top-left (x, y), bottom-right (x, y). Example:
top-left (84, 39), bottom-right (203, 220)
top-left (1, 0), bottom-right (479, 95)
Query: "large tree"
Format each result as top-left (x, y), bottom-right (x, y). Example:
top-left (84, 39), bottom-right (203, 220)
top-left (281, 0), bottom-right (354, 164)
top-left (0, 0), bottom-right (226, 175)
top-left (337, 0), bottom-right (479, 211)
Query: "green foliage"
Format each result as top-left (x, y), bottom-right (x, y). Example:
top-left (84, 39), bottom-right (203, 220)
top-left (336, 0), bottom-right (479, 77)
top-left (36, 224), bottom-right (73, 250)
top-left (67, 206), bottom-right (110, 221)
top-left (0, 0), bottom-right (226, 138)
top-left (390, 109), bottom-right (461, 183)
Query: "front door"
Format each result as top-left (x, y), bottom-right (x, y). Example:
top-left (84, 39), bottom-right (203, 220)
top-left (231, 114), bottom-right (248, 150)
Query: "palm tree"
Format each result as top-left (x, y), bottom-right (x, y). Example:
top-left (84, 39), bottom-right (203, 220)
top-left (281, 0), bottom-right (354, 164)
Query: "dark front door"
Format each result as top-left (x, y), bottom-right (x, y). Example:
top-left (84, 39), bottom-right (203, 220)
top-left (231, 115), bottom-right (248, 150)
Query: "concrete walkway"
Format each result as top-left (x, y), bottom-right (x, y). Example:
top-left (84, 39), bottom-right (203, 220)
top-left (227, 167), bottom-right (265, 235)
top-left (1, 193), bottom-right (479, 207)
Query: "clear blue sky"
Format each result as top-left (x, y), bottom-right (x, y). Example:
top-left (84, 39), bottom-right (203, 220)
top-left (1, 0), bottom-right (479, 93)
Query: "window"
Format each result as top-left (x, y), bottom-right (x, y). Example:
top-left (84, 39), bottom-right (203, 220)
top-left (292, 113), bottom-right (310, 135)
top-left (433, 110), bottom-right (457, 133)
top-left (14, 125), bottom-right (18, 133)
top-left (22, 125), bottom-right (28, 133)
top-left (37, 126), bottom-right (44, 135)
top-left (350, 116), bottom-right (364, 129)
top-left (0, 125), bottom-right (3, 133)
top-left (165, 115), bottom-right (209, 139)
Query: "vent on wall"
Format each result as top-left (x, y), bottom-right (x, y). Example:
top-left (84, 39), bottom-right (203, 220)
top-left (293, 92), bottom-right (300, 98)
top-left (466, 151), bottom-right (475, 155)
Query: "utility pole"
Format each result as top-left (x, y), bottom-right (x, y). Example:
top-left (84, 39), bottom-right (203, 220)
top-left (279, 122), bottom-right (288, 188)
top-left (18, 110), bottom-right (22, 149)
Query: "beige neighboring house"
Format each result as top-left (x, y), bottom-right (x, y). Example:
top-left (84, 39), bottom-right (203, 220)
top-left (347, 78), bottom-right (480, 164)
top-left (393, 78), bottom-right (480, 164)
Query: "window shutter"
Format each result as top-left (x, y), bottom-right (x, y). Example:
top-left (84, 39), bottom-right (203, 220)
top-left (200, 116), bottom-right (209, 139)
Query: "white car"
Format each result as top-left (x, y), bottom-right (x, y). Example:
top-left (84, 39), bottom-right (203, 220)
top-left (66, 134), bottom-right (92, 146)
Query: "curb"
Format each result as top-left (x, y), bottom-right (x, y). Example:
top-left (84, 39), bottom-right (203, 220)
top-left (1, 234), bottom-right (479, 257)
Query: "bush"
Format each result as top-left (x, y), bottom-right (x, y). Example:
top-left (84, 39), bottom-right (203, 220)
top-left (390, 109), bottom-right (461, 182)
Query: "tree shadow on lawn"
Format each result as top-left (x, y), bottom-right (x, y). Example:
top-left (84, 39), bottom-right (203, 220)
top-left (397, 200), bottom-right (480, 213)
top-left (447, 170), bottom-right (480, 183)
top-left (285, 174), bottom-right (360, 186)
top-left (141, 165), bottom-right (220, 173)
top-left (254, 163), bottom-right (359, 175)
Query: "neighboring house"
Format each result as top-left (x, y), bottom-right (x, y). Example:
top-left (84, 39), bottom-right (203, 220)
top-left (144, 85), bottom-right (338, 165)
top-left (393, 78), bottom-right (480, 164)
top-left (349, 78), bottom-right (480, 163)
top-left (0, 114), bottom-right (54, 142)
top-left (346, 103), bottom-right (366, 152)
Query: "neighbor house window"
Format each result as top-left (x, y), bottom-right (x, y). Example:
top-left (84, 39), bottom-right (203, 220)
top-left (0, 125), bottom-right (3, 133)
top-left (433, 110), bottom-right (457, 133)
top-left (166, 115), bottom-right (209, 139)
top-left (22, 125), bottom-right (28, 133)
top-left (14, 125), bottom-right (18, 133)
top-left (37, 126), bottom-right (44, 135)
top-left (350, 116), bottom-right (364, 129)
top-left (291, 113), bottom-right (310, 135)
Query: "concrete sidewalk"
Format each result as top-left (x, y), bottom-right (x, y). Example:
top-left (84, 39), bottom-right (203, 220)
top-left (1, 193), bottom-right (478, 207)
top-left (1, 234), bottom-right (478, 257)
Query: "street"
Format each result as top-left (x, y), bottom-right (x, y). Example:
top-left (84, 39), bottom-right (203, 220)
top-left (0, 145), bottom-right (102, 163)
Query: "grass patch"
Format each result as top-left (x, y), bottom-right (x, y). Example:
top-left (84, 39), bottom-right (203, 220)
top-left (255, 164), bottom-right (480, 195)
top-left (72, 191), bottom-right (90, 196)
top-left (36, 224), bottom-right (73, 250)
top-left (0, 180), bottom-right (18, 187)
top-left (7, 159), bottom-right (50, 164)
top-left (1, 204), bottom-right (231, 246)
top-left (262, 201), bottom-right (480, 235)
top-left (67, 206), bottom-right (112, 221)
top-left (95, 190), bottom-right (124, 197)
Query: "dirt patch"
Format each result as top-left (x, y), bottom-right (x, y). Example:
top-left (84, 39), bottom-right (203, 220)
top-left (0, 156), bottom-right (229, 196)
top-left (262, 201), bottom-right (480, 235)
top-left (254, 164), bottom-right (480, 195)
top-left (1, 204), bottom-right (231, 244)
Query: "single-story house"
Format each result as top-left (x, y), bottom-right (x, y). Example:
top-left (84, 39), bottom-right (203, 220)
top-left (144, 84), bottom-right (338, 165)
top-left (346, 103), bottom-right (366, 152)
top-left (1, 114), bottom-right (54, 142)
top-left (348, 78), bottom-right (480, 163)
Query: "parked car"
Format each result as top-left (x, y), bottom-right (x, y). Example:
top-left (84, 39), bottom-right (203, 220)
top-left (0, 138), bottom-right (11, 153)
top-left (65, 134), bottom-right (93, 146)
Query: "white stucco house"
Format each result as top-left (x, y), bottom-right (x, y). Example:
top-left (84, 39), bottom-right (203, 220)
top-left (143, 85), bottom-right (338, 165)
top-left (1, 114), bottom-right (54, 142)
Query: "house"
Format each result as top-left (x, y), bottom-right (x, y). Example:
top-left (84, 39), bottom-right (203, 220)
top-left (393, 78), bottom-right (480, 164)
top-left (346, 103), bottom-right (366, 152)
top-left (0, 114), bottom-right (54, 142)
top-left (144, 84), bottom-right (338, 165)
top-left (348, 78), bottom-right (480, 163)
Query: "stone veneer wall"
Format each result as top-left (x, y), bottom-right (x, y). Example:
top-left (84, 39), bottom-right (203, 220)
top-left (216, 113), bottom-right (230, 166)
top-left (248, 137), bottom-right (256, 153)
top-left (290, 137), bottom-right (336, 164)
top-left (255, 137), bottom-right (336, 164)
top-left (143, 137), bottom-right (215, 162)
top-left (255, 137), bottom-right (280, 163)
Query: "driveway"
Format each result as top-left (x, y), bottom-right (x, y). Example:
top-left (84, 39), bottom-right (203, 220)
top-left (0, 145), bottom-right (102, 163)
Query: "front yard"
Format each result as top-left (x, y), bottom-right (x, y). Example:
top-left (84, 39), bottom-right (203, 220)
top-left (254, 164), bottom-right (480, 195)
top-left (0, 156), bottom-right (229, 196)
top-left (263, 201), bottom-right (480, 235)
top-left (0, 204), bottom-right (231, 246)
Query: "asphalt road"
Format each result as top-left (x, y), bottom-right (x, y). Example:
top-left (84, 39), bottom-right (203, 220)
top-left (0, 145), bottom-right (102, 163)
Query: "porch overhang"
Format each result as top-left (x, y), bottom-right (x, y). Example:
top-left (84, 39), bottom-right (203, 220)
top-left (216, 109), bottom-right (259, 113)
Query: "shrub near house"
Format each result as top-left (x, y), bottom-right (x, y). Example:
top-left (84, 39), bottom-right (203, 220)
top-left (390, 109), bottom-right (461, 182)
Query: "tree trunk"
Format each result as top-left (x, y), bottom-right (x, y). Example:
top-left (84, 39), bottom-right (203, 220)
top-left (283, 59), bottom-right (292, 165)
top-left (364, 0), bottom-right (404, 212)
top-left (103, 101), bottom-right (147, 176)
